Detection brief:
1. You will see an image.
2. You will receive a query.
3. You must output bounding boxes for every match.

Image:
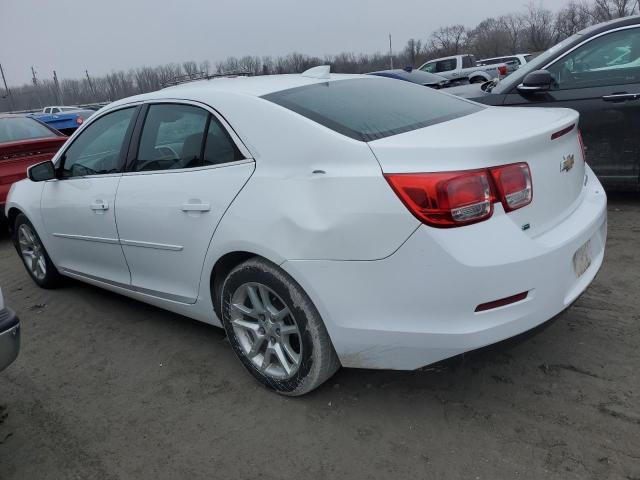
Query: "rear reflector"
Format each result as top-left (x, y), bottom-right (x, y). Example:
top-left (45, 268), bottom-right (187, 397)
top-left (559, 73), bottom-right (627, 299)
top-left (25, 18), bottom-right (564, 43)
top-left (385, 162), bottom-right (532, 228)
top-left (475, 291), bottom-right (528, 312)
top-left (551, 124), bottom-right (575, 140)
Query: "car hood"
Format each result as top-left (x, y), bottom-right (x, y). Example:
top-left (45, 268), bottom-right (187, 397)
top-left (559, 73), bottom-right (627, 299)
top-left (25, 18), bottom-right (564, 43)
top-left (443, 82), bottom-right (490, 99)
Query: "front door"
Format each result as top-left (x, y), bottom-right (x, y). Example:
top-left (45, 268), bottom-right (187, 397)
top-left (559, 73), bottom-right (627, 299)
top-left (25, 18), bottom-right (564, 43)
top-left (115, 102), bottom-right (254, 303)
top-left (503, 26), bottom-right (640, 188)
top-left (41, 106), bottom-right (138, 285)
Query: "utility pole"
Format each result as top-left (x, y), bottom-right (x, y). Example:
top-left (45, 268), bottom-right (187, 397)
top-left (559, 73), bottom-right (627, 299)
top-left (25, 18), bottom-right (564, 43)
top-left (0, 62), bottom-right (14, 112)
top-left (53, 70), bottom-right (64, 105)
top-left (31, 65), bottom-right (43, 108)
top-left (389, 34), bottom-right (394, 70)
top-left (85, 69), bottom-right (97, 100)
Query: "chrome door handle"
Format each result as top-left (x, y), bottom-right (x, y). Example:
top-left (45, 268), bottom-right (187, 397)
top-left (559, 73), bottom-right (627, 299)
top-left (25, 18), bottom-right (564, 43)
top-left (602, 93), bottom-right (639, 102)
top-left (181, 202), bottom-right (211, 212)
top-left (90, 200), bottom-right (109, 211)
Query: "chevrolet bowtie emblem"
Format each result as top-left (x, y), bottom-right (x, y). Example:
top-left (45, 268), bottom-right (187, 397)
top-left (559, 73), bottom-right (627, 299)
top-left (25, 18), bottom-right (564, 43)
top-left (561, 154), bottom-right (575, 172)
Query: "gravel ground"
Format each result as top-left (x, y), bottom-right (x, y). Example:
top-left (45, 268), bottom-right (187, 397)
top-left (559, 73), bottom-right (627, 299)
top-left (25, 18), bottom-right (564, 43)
top-left (0, 194), bottom-right (638, 480)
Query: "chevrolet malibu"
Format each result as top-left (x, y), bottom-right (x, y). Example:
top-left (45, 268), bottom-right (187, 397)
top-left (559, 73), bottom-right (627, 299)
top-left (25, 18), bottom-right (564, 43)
top-left (4, 67), bottom-right (607, 395)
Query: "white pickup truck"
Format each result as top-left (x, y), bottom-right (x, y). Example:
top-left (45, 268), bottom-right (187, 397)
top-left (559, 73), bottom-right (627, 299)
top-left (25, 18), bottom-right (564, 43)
top-left (418, 54), bottom-right (517, 84)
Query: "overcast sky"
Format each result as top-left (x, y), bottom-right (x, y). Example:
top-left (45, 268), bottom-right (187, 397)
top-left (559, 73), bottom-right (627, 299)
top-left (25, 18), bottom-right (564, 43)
top-left (1, 0), bottom-right (573, 86)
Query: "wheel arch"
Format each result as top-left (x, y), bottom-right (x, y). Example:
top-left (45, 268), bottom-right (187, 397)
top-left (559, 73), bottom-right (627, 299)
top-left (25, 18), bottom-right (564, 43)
top-left (469, 72), bottom-right (491, 83)
top-left (210, 251), bottom-right (263, 319)
top-left (6, 207), bottom-right (23, 234)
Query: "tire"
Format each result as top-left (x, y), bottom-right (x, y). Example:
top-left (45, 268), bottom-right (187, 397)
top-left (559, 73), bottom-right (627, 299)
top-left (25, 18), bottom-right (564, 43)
top-left (221, 257), bottom-right (340, 396)
top-left (13, 214), bottom-right (62, 289)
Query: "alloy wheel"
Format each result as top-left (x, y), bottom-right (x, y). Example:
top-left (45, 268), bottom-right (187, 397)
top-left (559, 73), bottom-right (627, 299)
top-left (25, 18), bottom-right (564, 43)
top-left (230, 282), bottom-right (302, 379)
top-left (17, 224), bottom-right (47, 281)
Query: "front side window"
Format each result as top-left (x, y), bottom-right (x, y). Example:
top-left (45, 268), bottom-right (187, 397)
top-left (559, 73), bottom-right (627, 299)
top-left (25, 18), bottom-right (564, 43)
top-left (548, 27), bottom-right (640, 90)
top-left (421, 59), bottom-right (457, 73)
top-left (263, 78), bottom-right (483, 141)
top-left (134, 104), bottom-right (242, 172)
top-left (61, 107), bottom-right (136, 178)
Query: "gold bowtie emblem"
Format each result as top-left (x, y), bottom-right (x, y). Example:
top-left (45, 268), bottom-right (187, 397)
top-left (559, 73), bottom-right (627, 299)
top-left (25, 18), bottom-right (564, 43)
top-left (561, 154), bottom-right (575, 172)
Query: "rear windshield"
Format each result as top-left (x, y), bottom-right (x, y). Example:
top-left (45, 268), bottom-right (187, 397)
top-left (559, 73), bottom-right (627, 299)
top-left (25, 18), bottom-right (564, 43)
top-left (0, 117), bottom-right (56, 144)
top-left (262, 78), bottom-right (483, 141)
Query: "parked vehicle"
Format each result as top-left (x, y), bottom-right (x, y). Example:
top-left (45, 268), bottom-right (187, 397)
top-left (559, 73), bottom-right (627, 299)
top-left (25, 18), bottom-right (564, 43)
top-left (28, 108), bottom-right (95, 135)
top-left (0, 115), bottom-right (67, 215)
top-left (418, 54), bottom-right (514, 83)
top-left (5, 68), bottom-right (606, 395)
top-left (0, 287), bottom-right (20, 373)
top-left (446, 16), bottom-right (640, 190)
top-left (368, 68), bottom-right (462, 88)
top-left (42, 106), bottom-right (82, 114)
top-left (477, 54), bottom-right (533, 68)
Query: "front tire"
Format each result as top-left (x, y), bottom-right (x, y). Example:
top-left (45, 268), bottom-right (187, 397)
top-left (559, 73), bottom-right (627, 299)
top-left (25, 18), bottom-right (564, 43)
top-left (221, 257), bottom-right (340, 396)
top-left (13, 214), bottom-right (62, 289)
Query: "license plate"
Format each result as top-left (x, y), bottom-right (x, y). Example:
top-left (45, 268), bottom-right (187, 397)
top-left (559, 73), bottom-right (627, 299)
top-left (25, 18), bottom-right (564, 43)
top-left (573, 240), bottom-right (592, 278)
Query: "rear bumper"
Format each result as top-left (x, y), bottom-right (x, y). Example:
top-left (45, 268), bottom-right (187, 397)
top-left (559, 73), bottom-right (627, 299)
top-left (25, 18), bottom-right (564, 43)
top-left (0, 308), bottom-right (20, 372)
top-left (283, 170), bottom-right (607, 370)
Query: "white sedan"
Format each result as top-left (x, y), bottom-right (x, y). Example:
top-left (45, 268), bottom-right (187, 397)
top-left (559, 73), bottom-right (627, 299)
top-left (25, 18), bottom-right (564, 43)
top-left (5, 67), bottom-right (607, 395)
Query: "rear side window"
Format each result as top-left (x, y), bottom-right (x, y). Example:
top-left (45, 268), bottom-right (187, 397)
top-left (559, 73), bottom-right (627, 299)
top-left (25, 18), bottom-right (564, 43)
top-left (263, 78), bottom-right (483, 141)
top-left (0, 117), bottom-right (57, 143)
top-left (134, 104), bottom-right (243, 172)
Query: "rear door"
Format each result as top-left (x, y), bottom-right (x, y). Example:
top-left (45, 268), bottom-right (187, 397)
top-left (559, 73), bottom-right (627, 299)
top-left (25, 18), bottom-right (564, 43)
top-left (115, 102), bottom-right (254, 304)
top-left (503, 25), bottom-right (640, 188)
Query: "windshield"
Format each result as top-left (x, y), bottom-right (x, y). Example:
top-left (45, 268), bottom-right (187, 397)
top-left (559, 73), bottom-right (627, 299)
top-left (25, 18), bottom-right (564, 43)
top-left (263, 78), bottom-right (483, 141)
top-left (493, 33), bottom-right (583, 93)
top-left (0, 117), bottom-right (57, 144)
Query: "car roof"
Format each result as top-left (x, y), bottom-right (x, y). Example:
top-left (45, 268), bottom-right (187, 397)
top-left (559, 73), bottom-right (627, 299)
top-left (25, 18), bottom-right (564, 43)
top-left (105, 73), bottom-right (367, 110)
top-left (163, 73), bottom-right (364, 97)
top-left (577, 14), bottom-right (640, 36)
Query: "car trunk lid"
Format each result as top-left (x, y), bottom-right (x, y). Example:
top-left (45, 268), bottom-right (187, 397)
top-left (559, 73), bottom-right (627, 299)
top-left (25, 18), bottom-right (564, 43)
top-left (368, 106), bottom-right (586, 236)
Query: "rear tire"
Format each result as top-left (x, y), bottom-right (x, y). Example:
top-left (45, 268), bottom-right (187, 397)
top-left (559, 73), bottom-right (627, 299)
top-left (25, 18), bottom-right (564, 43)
top-left (13, 214), bottom-right (62, 289)
top-left (221, 257), bottom-right (340, 396)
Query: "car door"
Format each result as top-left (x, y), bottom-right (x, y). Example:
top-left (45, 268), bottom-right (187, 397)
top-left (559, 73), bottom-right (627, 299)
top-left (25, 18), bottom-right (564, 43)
top-left (41, 106), bottom-right (139, 285)
top-left (503, 25), bottom-right (640, 187)
top-left (115, 102), bottom-right (254, 303)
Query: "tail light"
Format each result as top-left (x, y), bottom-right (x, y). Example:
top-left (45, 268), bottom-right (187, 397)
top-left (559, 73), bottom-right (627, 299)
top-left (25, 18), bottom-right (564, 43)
top-left (578, 130), bottom-right (586, 161)
top-left (498, 64), bottom-right (508, 76)
top-left (76, 116), bottom-right (84, 125)
top-left (385, 162), bottom-right (532, 228)
top-left (489, 163), bottom-right (532, 212)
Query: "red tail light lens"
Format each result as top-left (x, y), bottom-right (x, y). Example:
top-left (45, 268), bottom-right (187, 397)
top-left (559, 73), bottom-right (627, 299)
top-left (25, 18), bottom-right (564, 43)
top-left (384, 170), bottom-right (494, 228)
top-left (76, 116), bottom-right (84, 125)
top-left (578, 130), bottom-right (586, 161)
top-left (385, 162), bottom-right (532, 228)
top-left (489, 162), bottom-right (532, 212)
top-left (498, 65), bottom-right (508, 76)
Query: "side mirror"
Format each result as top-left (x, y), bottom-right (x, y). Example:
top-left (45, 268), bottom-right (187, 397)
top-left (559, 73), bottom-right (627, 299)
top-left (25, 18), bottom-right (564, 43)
top-left (517, 70), bottom-right (553, 93)
top-left (28, 161), bottom-right (56, 182)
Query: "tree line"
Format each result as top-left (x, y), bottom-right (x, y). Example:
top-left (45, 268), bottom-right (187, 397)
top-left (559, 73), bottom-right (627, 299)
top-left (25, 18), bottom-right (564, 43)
top-left (1, 0), bottom-right (637, 112)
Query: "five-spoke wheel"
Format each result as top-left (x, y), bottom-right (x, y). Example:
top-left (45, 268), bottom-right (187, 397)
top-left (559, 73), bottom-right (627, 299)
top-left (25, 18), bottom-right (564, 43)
top-left (221, 258), bottom-right (340, 395)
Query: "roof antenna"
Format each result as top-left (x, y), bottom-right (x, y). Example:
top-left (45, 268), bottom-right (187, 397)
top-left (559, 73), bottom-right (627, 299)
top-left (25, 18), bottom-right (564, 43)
top-left (301, 65), bottom-right (331, 80)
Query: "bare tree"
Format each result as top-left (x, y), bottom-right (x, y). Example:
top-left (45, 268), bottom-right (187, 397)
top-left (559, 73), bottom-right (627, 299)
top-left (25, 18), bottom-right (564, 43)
top-left (521, 2), bottom-right (557, 51)
top-left (429, 25), bottom-right (468, 56)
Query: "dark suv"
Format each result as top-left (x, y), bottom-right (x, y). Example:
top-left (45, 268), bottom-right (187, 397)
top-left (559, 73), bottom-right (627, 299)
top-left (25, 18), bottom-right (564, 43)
top-left (449, 16), bottom-right (640, 190)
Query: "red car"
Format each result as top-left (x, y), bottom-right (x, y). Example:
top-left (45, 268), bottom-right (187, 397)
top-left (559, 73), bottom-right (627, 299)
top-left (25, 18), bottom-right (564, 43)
top-left (0, 115), bottom-right (67, 214)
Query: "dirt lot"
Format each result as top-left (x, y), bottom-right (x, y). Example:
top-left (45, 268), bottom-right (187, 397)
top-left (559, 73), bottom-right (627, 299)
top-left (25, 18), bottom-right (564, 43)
top-left (0, 195), bottom-right (638, 480)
